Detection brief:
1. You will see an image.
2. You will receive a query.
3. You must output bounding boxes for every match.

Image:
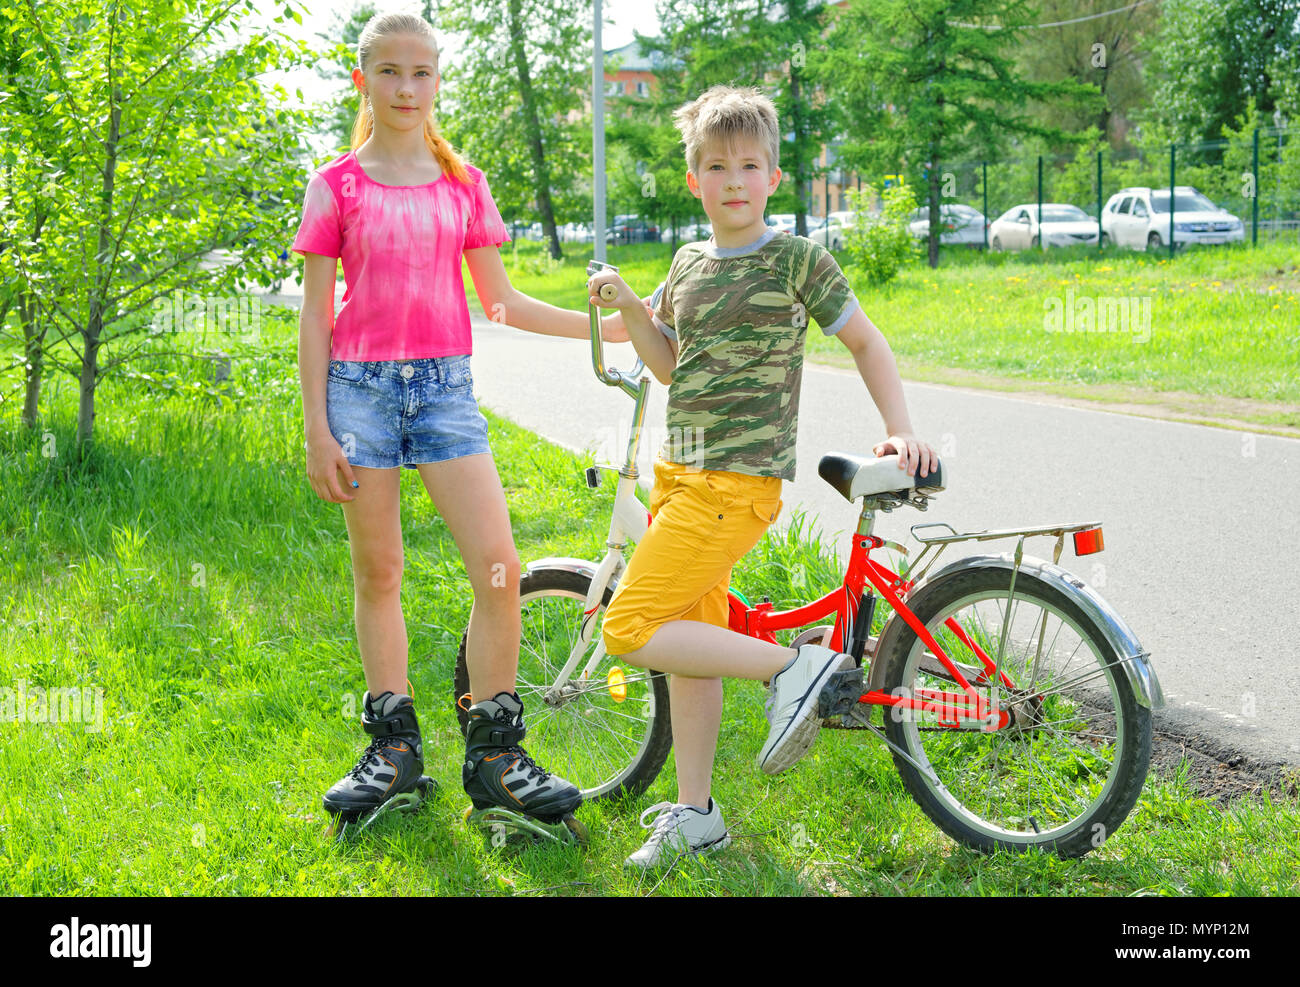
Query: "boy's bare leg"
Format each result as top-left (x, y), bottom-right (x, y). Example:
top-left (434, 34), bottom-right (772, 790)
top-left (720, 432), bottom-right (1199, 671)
top-left (339, 465), bottom-right (409, 697)
top-left (623, 620), bottom-right (797, 681)
top-left (669, 675), bottom-right (723, 808)
top-left (415, 454), bottom-right (520, 702)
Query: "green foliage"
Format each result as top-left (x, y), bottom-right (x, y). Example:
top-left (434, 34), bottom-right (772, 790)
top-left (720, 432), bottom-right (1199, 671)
top-left (825, 0), bottom-right (1099, 267)
top-left (843, 183), bottom-right (920, 285)
top-left (0, 0), bottom-right (323, 446)
top-left (1142, 0), bottom-right (1300, 146)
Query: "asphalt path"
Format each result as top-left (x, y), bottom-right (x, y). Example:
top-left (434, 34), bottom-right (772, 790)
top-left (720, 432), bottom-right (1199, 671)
top-left (462, 316), bottom-right (1300, 771)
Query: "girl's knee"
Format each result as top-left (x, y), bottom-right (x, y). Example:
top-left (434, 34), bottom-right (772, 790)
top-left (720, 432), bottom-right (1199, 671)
top-left (354, 555), bottom-right (404, 598)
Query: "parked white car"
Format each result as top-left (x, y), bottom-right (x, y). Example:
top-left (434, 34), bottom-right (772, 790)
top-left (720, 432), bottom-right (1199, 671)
top-left (988, 203), bottom-right (1099, 250)
top-left (908, 204), bottom-right (988, 247)
top-left (660, 220), bottom-right (712, 243)
top-left (1100, 186), bottom-right (1245, 250)
top-left (766, 213), bottom-right (797, 234)
top-left (806, 216), bottom-right (846, 250)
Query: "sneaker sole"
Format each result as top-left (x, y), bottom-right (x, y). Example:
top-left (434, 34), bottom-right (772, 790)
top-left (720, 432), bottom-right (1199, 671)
top-left (758, 655), bottom-right (844, 774)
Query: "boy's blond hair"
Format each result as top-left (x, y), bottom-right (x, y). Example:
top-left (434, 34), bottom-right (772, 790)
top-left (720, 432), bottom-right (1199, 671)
top-left (672, 85), bottom-right (780, 175)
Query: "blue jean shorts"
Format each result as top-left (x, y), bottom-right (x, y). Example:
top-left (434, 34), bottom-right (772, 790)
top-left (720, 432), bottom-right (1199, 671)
top-left (325, 355), bottom-right (492, 469)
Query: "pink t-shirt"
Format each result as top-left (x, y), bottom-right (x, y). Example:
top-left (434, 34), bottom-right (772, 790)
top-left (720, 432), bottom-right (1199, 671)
top-left (290, 150), bottom-right (510, 361)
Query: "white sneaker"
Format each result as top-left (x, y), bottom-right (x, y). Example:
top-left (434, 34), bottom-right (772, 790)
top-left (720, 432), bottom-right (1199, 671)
top-left (757, 645), bottom-right (849, 775)
top-left (623, 799), bottom-right (731, 869)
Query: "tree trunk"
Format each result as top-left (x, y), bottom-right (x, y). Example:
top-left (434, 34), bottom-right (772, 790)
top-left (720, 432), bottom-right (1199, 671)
top-left (17, 290), bottom-right (44, 429)
top-left (927, 147), bottom-right (941, 270)
top-left (790, 60), bottom-right (808, 237)
top-left (77, 85), bottom-right (122, 453)
top-left (506, 0), bottom-right (563, 261)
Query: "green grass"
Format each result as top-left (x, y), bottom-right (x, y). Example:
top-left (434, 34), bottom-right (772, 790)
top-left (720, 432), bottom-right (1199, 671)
top-left (2, 308), bottom-right (1298, 896)
top-left (484, 238), bottom-right (1300, 418)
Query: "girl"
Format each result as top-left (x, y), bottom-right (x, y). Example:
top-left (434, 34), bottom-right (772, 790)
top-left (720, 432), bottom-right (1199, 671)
top-left (292, 11), bottom-right (625, 834)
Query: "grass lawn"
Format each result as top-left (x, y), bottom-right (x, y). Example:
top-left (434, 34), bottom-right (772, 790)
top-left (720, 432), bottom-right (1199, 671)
top-left (3, 306), bottom-right (1298, 896)
top-left (482, 238), bottom-right (1300, 429)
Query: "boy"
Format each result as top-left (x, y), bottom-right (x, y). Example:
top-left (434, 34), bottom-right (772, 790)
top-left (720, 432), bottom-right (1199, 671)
top-left (587, 85), bottom-right (936, 868)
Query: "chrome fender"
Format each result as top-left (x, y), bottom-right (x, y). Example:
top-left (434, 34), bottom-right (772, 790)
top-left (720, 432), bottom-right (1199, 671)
top-left (525, 557), bottom-right (599, 582)
top-left (866, 553), bottom-right (1164, 710)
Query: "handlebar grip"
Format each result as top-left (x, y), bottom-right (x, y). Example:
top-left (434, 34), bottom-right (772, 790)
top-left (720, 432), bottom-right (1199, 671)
top-left (599, 283), bottom-right (618, 302)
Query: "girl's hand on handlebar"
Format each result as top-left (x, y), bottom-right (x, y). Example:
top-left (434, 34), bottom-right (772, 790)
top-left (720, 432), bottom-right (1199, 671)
top-left (873, 433), bottom-right (937, 479)
top-left (306, 429), bottom-right (359, 503)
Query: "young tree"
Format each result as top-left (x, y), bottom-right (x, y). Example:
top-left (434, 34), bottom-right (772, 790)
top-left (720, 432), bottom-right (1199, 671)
top-left (826, 0), bottom-right (1098, 267)
top-left (2, 0), bottom-right (321, 452)
top-left (438, 0), bottom-right (589, 260)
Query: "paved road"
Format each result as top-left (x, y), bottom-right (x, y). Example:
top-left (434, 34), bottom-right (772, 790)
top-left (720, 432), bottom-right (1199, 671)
top-left (463, 317), bottom-right (1300, 771)
top-left (268, 273), bottom-right (1300, 770)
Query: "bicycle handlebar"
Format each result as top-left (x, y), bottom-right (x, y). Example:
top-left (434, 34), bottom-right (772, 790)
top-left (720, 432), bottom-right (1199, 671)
top-left (586, 259), bottom-right (645, 398)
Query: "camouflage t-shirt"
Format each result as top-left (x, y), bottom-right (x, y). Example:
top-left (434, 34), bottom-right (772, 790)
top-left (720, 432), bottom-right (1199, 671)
top-left (651, 228), bottom-right (859, 480)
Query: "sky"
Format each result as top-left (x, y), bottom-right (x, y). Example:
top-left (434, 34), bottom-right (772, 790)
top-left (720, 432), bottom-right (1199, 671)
top-left (253, 0), bottom-right (662, 141)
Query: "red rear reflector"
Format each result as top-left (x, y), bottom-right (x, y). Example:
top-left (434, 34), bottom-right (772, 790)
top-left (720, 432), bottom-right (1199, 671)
top-left (1073, 527), bottom-right (1104, 555)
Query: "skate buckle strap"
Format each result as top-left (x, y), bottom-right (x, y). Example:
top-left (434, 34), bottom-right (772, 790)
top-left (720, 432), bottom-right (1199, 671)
top-left (364, 702), bottom-right (419, 738)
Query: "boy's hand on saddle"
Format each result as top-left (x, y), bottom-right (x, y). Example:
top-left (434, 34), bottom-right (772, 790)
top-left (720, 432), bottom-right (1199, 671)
top-left (873, 433), bottom-right (937, 479)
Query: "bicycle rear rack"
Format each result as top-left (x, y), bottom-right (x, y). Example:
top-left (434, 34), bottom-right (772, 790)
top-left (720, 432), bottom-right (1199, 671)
top-left (905, 520), bottom-right (1101, 588)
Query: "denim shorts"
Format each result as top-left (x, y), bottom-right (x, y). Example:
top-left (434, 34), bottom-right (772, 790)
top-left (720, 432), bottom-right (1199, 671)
top-left (325, 355), bottom-right (492, 470)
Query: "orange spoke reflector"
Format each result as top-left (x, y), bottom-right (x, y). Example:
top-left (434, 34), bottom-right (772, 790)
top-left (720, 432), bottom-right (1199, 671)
top-left (607, 667), bottom-right (627, 703)
top-left (1073, 527), bottom-right (1104, 556)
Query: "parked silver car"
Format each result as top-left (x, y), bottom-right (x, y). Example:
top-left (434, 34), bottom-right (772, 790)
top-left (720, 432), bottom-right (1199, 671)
top-left (908, 204), bottom-right (988, 247)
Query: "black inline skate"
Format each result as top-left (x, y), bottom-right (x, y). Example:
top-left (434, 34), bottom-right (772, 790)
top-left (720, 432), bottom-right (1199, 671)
top-left (323, 690), bottom-right (436, 839)
top-left (461, 692), bottom-right (586, 845)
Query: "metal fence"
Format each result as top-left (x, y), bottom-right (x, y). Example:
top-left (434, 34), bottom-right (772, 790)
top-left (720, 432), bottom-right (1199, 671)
top-left (936, 126), bottom-right (1298, 256)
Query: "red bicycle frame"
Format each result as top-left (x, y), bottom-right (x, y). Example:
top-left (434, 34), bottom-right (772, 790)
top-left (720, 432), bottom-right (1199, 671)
top-left (727, 531), bottom-right (1015, 730)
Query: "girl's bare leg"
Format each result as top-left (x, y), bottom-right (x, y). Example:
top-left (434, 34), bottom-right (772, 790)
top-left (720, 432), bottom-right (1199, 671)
top-left (338, 465), bottom-right (409, 696)
top-left (415, 454), bottom-right (520, 701)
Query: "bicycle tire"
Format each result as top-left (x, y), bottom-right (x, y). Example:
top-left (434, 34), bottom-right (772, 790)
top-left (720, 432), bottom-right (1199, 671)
top-left (453, 567), bottom-right (673, 803)
top-left (878, 565), bottom-right (1150, 858)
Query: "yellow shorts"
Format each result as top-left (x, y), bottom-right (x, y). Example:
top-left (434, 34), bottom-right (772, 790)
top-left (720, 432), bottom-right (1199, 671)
top-left (601, 458), bottom-right (783, 657)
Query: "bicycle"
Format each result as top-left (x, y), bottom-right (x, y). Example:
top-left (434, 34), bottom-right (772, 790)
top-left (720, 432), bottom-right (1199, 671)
top-left (454, 259), bottom-right (1165, 858)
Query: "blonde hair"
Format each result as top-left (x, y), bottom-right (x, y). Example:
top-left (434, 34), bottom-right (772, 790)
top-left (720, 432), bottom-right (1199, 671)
top-left (672, 85), bottom-right (780, 175)
top-left (350, 12), bottom-right (470, 184)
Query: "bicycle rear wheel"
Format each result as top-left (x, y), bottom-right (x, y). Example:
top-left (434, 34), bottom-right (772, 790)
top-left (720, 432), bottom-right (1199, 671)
top-left (879, 565), bottom-right (1150, 857)
top-left (453, 567), bottom-right (672, 802)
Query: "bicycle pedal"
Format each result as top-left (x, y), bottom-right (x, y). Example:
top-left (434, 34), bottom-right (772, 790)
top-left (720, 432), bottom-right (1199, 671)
top-left (817, 667), bottom-right (865, 719)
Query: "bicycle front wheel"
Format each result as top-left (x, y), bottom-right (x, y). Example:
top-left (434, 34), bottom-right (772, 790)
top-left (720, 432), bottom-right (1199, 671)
top-left (453, 567), bottom-right (672, 803)
top-left (879, 565), bottom-right (1150, 857)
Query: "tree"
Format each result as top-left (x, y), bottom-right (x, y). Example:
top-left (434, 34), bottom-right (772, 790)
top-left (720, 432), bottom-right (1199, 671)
top-left (438, 0), bottom-right (590, 260)
top-left (1144, 0), bottom-right (1300, 147)
top-left (2, 0), bottom-right (321, 451)
top-left (1013, 0), bottom-right (1158, 149)
top-left (644, 0), bottom-right (840, 236)
top-left (826, 0), bottom-right (1098, 267)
